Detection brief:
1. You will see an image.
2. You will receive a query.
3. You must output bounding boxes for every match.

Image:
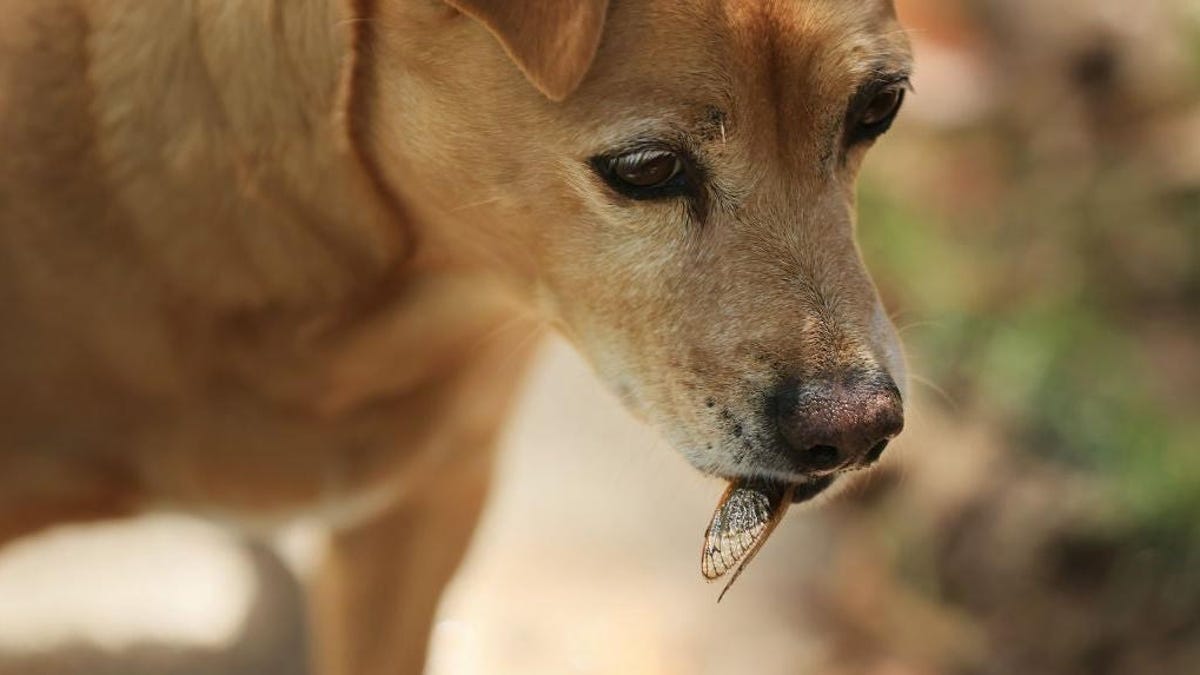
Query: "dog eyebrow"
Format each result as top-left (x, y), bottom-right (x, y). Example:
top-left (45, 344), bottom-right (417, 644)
top-left (697, 106), bottom-right (730, 146)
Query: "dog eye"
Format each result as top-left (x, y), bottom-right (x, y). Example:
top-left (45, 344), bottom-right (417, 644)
top-left (850, 82), bottom-right (907, 143)
top-left (591, 148), bottom-right (690, 200)
top-left (613, 150), bottom-right (681, 188)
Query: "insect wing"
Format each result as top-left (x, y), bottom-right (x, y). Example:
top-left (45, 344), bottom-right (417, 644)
top-left (700, 483), bottom-right (775, 580)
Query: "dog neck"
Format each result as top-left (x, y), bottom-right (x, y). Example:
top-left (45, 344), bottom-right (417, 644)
top-left (4, 0), bottom-right (535, 417)
top-left (74, 0), bottom-right (411, 314)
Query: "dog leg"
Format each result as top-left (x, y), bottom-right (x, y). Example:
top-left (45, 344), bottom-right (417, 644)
top-left (309, 446), bottom-right (495, 675)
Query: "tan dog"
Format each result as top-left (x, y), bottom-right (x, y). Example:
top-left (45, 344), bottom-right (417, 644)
top-left (0, 0), bottom-right (911, 672)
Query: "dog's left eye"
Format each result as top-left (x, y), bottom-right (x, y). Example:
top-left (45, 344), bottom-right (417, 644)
top-left (847, 79), bottom-right (909, 145)
top-left (591, 148), bottom-right (690, 200)
top-left (861, 86), bottom-right (905, 129)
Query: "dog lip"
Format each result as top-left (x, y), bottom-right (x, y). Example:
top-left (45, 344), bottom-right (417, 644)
top-left (790, 475), bottom-right (836, 503)
top-left (712, 472), bottom-right (835, 504)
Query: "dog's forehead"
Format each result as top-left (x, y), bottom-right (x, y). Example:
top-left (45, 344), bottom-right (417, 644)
top-left (576, 0), bottom-right (910, 140)
top-left (722, 0), bottom-right (910, 80)
top-left (720, 0), bottom-right (911, 152)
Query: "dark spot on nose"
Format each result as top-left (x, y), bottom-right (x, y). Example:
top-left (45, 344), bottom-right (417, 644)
top-left (770, 370), bottom-right (903, 475)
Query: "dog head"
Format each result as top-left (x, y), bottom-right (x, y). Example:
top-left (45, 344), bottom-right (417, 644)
top-left (366, 0), bottom-right (911, 500)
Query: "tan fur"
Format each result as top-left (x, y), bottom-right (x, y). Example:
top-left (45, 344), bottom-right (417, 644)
top-left (0, 0), bottom-right (910, 672)
top-left (444, 0), bottom-right (610, 101)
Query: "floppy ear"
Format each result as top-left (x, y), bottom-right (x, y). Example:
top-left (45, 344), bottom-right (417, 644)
top-left (444, 0), bottom-right (610, 101)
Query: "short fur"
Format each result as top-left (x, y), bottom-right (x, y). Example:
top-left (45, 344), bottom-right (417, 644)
top-left (0, 1), bottom-right (911, 672)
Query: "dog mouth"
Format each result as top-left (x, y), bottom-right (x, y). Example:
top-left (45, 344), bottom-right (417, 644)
top-left (789, 475), bottom-right (837, 503)
top-left (710, 472), bottom-right (837, 505)
top-left (718, 473), bottom-right (837, 504)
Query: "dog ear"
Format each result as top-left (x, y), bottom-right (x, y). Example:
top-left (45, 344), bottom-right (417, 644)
top-left (444, 0), bottom-right (610, 101)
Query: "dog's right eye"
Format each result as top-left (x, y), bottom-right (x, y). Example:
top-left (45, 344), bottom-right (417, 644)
top-left (590, 148), bottom-right (691, 201)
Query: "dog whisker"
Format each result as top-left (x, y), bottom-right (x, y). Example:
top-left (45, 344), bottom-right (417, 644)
top-left (466, 311), bottom-right (544, 356)
top-left (897, 319), bottom-right (944, 335)
top-left (494, 321), bottom-right (547, 371)
top-left (908, 372), bottom-right (958, 412)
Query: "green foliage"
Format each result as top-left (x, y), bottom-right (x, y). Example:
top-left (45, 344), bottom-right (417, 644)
top-left (857, 168), bottom-right (1200, 548)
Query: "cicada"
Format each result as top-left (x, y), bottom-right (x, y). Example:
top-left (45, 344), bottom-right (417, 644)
top-left (700, 479), bottom-right (794, 602)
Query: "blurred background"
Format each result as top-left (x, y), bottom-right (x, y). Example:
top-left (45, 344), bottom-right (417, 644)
top-left (0, 0), bottom-right (1197, 673)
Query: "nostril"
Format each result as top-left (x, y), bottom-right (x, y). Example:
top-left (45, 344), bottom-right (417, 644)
top-left (807, 444), bottom-right (841, 470)
top-left (865, 439), bottom-right (890, 465)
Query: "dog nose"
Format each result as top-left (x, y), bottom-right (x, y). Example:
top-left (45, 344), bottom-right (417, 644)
top-left (772, 372), bottom-right (904, 474)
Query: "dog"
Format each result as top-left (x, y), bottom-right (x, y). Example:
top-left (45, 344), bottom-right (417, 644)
top-left (0, 0), bottom-right (911, 672)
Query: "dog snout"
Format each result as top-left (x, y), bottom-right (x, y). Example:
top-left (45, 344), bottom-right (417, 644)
top-left (771, 371), bottom-right (904, 474)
